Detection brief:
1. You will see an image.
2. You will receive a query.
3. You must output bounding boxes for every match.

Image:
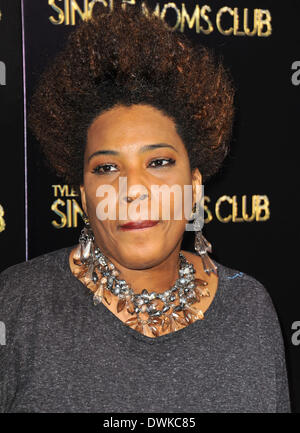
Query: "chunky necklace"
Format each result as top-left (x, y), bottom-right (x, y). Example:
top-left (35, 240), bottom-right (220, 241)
top-left (72, 225), bottom-right (210, 337)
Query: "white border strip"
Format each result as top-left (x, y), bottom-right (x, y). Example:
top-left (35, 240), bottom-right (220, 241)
top-left (21, 0), bottom-right (28, 261)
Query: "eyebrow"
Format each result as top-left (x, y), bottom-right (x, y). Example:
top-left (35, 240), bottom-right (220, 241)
top-left (87, 143), bottom-right (178, 163)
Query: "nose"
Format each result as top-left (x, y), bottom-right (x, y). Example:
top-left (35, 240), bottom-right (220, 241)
top-left (123, 193), bottom-right (148, 203)
top-left (118, 170), bottom-right (150, 203)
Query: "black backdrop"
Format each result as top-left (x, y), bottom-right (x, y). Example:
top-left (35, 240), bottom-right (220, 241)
top-left (0, 0), bottom-right (299, 412)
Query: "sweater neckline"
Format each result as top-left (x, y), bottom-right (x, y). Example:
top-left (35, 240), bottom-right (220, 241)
top-left (62, 244), bottom-right (226, 345)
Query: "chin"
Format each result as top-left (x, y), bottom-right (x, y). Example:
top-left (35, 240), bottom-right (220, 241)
top-left (116, 244), bottom-right (166, 270)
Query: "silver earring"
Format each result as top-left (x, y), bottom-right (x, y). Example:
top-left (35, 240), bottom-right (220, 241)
top-left (192, 202), bottom-right (218, 275)
top-left (73, 212), bottom-right (96, 281)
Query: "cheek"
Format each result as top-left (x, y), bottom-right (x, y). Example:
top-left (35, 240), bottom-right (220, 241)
top-left (84, 177), bottom-right (116, 220)
top-left (158, 176), bottom-right (193, 221)
top-left (163, 219), bottom-right (187, 250)
top-left (84, 187), bottom-right (97, 217)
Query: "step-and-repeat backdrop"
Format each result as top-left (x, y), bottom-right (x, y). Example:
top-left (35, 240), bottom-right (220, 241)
top-left (0, 0), bottom-right (299, 412)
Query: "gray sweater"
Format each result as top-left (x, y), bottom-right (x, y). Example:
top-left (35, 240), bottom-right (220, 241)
top-left (0, 245), bottom-right (291, 413)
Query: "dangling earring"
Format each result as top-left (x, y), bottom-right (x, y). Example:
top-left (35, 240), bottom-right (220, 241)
top-left (73, 212), bottom-right (97, 282)
top-left (192, 202), bottom-right (218, 275)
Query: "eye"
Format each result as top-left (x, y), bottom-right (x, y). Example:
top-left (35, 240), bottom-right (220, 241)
top-left (148, 158), bottom-right (176, 168)
top-left (91, 163), bottom-right (118, 174)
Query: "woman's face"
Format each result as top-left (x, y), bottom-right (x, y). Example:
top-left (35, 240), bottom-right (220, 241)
top-left (80, 103), bottom-right (201, 270)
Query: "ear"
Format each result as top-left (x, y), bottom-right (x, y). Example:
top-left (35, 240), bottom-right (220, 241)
top-left (191, 168), bottom-right (202, 207)
top-left (80, 184), bottom-right (87, 215)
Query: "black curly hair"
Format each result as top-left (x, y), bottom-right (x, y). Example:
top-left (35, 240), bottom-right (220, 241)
top-left (28, 0), bottom-right (235, 195)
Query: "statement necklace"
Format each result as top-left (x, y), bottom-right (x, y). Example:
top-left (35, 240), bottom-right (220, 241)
top-left (72, 226), bottom-right (210, 337)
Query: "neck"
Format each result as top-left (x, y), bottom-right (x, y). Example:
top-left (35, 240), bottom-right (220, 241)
top-left (103, 244), bottom-right (183, 295)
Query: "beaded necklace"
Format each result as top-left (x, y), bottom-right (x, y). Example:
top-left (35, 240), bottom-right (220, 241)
top-left (72, 226), bottom-right (210, 337)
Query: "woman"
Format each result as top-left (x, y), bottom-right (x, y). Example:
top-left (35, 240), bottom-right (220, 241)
top-left (0, 2), bottom-right (291, 412)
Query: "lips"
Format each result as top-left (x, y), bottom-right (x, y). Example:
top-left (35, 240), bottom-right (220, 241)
top-left (119, 220), bottom-right (159, 230)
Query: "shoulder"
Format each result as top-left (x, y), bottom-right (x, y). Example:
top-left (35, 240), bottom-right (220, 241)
top-left (184, 250), bottom-right (274, 314)
top-left (216, 260), bottom-right (274, 310)
top-left (216, 260), bottom-right (286, 356)
top-left (182, 250), bottom-right (277, 319)
top-left (0, 245), bottom-right (74, 317)
top-left (0, 244), bottom-right (73, 286)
